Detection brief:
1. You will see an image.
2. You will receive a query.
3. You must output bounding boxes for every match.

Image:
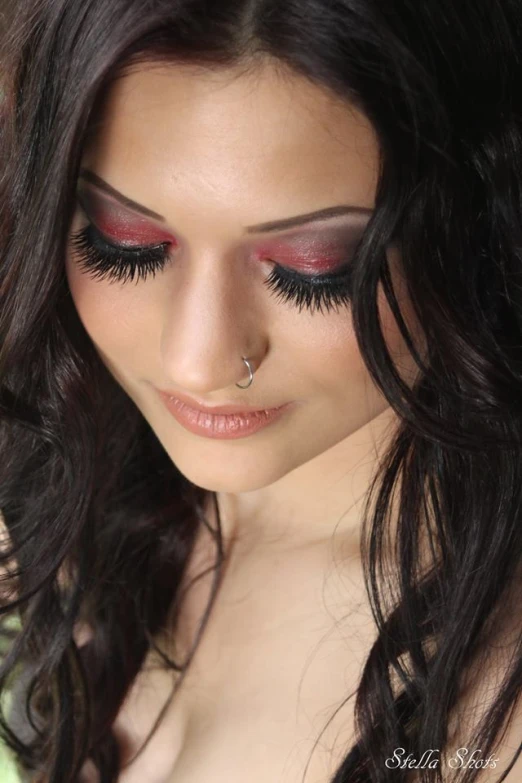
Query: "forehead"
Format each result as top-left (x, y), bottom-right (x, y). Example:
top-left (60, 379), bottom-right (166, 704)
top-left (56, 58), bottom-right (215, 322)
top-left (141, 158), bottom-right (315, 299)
top-left (82, 60), bottom-right (379, 233)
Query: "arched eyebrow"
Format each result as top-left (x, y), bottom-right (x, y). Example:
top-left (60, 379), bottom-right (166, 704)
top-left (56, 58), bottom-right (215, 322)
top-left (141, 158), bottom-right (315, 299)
top-left (78, 168), bottom-right (374, 234)
top-left (243, 205), bottom-right (373, 233)
top-left (79, 168), bottom-right (164, 220)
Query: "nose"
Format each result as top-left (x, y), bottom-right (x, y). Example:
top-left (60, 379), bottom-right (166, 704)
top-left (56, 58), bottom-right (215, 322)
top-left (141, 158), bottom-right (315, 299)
top-left (159, 256), bottom-right (265, 396)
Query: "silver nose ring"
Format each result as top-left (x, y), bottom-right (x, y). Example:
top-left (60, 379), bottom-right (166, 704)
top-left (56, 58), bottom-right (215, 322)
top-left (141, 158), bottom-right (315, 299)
top-left (235, 356), bottom-right (254, 389)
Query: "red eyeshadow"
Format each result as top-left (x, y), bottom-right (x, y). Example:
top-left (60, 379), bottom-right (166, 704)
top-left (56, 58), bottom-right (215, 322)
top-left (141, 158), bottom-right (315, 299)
top-left (77, 189), bottom-right (177, 247)
top-left (95, 214), bottom-right (176, 246)
top-left (253, 235), bottom-right (358, 274)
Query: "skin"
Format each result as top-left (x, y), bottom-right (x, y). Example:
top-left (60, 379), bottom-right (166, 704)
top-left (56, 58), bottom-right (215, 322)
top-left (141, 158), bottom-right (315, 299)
top-left (63, 60), bottom-right (522, 783)
top-left (65, 57), bottom-right (420, 559)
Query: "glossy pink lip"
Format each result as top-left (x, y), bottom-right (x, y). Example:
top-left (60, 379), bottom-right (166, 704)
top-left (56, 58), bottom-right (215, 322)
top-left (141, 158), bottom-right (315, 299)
top-left (156, 387), bottom-right (282, 414)
top-left (156, 389), bottom-right (292, 439)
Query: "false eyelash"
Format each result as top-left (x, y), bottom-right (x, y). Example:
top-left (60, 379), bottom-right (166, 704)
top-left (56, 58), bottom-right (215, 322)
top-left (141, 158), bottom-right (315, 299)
top-left (70, 224), bottom-right (170, 285)
top-left (69, 222), bottom-right (354, 315)
top-left (263, 263), bottom-right (354, 315)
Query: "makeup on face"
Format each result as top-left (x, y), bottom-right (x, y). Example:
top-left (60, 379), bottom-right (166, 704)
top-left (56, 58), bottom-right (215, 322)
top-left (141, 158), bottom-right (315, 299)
top-left (76, 187), bottom-right (177, 248)
top-left (158, 389), bottom-right (294, 440)
top-left (76, 172), bottom-right (371, 276)
top-left (250, 228), bottom-right (367, 275)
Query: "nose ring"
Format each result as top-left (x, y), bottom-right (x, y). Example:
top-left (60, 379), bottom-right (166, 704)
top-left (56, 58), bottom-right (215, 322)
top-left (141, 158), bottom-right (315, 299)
top-left (235, 356), bottom-right (254, 389)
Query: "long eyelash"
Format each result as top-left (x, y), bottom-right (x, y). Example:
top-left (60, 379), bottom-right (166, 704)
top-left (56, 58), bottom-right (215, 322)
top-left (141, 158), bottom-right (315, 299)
top-left (263, 263), bottom-right (354, 316)
top-left (70, 224), bottom-right (170, 284)
top-left (70, 223), bottom-right (354, 315)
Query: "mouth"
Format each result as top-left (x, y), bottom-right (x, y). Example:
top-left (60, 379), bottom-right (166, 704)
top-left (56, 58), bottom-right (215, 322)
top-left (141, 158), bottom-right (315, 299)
top-left (155, 385), bottom-right (289, 414)
top-left (155, 388), bottom-right (293, 440)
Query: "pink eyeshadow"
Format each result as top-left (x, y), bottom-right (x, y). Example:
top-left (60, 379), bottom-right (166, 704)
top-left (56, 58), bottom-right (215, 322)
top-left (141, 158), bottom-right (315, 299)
top-left (77, 189), bottom-right (177, 247)
top-left (252, 235), bottom-right (357, 274)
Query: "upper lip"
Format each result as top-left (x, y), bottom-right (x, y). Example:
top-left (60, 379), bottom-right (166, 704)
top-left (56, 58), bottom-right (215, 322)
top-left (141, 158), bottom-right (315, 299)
top-left (156, 387), bottom-right (285, 415)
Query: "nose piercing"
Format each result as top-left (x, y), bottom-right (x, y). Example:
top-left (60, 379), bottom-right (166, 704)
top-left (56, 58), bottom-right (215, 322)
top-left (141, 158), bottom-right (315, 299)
top-left (235, 356), bottom-right (254, 389)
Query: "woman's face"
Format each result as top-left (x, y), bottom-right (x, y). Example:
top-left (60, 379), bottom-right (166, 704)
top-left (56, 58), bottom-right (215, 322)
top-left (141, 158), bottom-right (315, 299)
top-left (65, 59), bottom-right (418, 495)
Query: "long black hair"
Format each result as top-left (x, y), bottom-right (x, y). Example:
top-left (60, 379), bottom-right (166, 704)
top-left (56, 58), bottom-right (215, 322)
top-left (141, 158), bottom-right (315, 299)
top-left (1, 1), bottom-right (522, 781)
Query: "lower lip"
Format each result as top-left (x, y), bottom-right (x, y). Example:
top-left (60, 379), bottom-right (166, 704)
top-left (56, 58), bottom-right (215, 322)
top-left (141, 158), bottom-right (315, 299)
top-left (157, 392), bottom-right (292, 439)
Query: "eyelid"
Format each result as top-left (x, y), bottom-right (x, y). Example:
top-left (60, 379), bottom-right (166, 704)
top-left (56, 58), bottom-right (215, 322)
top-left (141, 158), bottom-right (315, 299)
top-left (85, 224), bottom-right (354, 276)
top-left (259, 237), bottom-right (361, 278)
top-left (75, 191), bottom-right (365, 268)
top-left (269, 258), bottom-right (354, 283)
top-left (254, 227), bottom-right (365, 260)
top-left (76, 212), bottom-right (170, 254)
top-left (75, 191), bottom-right (173, 250)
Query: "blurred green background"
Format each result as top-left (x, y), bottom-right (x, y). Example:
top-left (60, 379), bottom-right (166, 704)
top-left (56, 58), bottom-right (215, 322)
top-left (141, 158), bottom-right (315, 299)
top-left (0, 745), bottom-right (20, 783)
top-left (0, 615), bottom-right (23, 783)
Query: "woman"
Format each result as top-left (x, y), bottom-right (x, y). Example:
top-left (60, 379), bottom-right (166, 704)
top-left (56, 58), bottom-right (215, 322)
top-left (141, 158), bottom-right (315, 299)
top-left (0, 1), bottom-right (522, 781)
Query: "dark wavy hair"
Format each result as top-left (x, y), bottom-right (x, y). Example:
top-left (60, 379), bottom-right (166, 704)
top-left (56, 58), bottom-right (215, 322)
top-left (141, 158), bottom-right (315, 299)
top-left (1, 1), bottom-right (522, 781)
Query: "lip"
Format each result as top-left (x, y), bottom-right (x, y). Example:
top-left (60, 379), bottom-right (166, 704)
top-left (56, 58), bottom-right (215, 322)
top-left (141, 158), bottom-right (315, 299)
top-left (156, 387), bottom-right (283, 415)
top-left (156, 388), bottom-right (293, 440)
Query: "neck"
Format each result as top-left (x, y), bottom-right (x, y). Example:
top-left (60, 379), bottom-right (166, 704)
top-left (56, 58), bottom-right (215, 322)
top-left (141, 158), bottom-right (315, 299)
top-left (204, 405), bottom-right (400, 557)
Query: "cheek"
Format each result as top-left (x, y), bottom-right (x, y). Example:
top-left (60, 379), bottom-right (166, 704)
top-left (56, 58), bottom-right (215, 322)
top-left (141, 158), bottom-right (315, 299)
top-left (282, 258), bottom-right (420, 401)
top-left (289, 315), bottom-right (364, 387)
top-left (64, 255), bottom-right (154, 378)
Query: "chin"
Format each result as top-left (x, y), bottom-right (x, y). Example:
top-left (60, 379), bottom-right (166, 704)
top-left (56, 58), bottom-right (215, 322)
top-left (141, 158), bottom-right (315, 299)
top-left (169, 452), bottom-right (287, 494)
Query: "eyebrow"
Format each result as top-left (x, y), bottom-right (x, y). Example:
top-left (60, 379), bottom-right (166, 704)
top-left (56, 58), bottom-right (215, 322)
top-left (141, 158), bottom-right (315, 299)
top-left (78, 168), bottom-right (373, 234)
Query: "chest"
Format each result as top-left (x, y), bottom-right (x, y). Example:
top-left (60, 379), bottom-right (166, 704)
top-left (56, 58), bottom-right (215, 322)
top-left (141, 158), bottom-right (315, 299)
top-left (111, 541), bottom-right (375, 783)
top-left (92, 539), bottom-right (522, 783)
